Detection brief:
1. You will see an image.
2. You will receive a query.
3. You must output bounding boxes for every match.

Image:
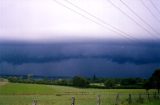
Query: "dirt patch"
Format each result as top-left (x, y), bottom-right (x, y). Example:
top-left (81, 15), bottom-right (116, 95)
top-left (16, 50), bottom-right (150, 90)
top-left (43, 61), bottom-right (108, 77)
top-left (0, 82), bottom-right (8, 86)
top-left (0, 79), bottom-right (8, 86)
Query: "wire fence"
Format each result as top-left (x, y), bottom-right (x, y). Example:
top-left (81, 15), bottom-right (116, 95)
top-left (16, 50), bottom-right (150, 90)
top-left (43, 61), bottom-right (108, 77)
top-left (32, 92), bottom-right (160, 105)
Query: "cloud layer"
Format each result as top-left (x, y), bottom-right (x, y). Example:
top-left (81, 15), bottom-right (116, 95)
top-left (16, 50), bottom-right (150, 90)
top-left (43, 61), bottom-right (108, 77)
top-left (0, 42), bottom-right (160, 77)
top-left (0, 42), bottom-right (160, 65)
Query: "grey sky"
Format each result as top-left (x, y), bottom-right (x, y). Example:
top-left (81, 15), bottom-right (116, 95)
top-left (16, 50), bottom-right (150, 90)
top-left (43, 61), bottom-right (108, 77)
top-left (0, 0), bottom-right (160, 42)
top-left (0, 0), bottom-right (160, 77)
top-left (0, 42), bottom-right (160, 77)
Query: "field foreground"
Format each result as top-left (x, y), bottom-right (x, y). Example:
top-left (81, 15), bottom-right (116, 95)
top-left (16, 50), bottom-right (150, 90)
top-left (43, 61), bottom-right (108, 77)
top-left (0, 83), bottom-right (159, 105)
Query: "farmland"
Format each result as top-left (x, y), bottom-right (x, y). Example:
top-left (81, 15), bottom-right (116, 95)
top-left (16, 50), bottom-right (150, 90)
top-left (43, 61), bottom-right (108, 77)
top-left (0, 82), bottom-right (159, 105)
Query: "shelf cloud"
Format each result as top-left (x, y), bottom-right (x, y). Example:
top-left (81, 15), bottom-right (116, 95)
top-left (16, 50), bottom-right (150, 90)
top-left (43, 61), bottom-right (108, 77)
top-left (0, 42), bottom-right (160, 77)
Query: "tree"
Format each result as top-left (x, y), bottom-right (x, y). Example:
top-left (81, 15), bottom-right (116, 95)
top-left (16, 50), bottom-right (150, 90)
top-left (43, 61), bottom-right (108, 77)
top-left (144, 80), bottom-right (152, 93)
top-left (104, 79), bottom-right (115, 88)
top-left (121, 78), bottom-right (137, 85)
top-left (72, 76), bottom-right (89, 88)
top-left (55, 79), bottom-right (68, 85)
top-left (150, 69), bottom-right (160, 93)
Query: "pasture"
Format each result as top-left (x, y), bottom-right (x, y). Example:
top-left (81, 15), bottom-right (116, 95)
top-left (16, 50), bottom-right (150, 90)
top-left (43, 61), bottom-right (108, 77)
top-left (0, 82), bottom-right (159, 105)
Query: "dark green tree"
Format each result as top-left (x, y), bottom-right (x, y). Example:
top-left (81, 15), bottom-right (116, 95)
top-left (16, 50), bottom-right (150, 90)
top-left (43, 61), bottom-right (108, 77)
top-left (104, 79), bottom-right (115, 88)
top-left (72, 76), bottom-right (89, 88)
top-left (150, 69), bottom-right (160, 93)
top-left (121, 78), bottom-right (137, 85)
top-left (144, 81), bottom-right (152, 93)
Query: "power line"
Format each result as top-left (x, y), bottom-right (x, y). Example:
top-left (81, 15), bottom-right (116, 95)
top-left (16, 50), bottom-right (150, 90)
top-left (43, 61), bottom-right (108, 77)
top-left (53, 0), bottom-right (136, 41)
top-left (63, 0), bottom-right (141, 41)
top-left (149, 0), bottom-right (160, 16)
top-left (107, 0), bottom-right (157, 40)
top-left (140, 0), bottom-right (160, 24)
top-left (53, 0), bottom-right (110, 30)
top-left (120, 0), bottom-right (160, 37)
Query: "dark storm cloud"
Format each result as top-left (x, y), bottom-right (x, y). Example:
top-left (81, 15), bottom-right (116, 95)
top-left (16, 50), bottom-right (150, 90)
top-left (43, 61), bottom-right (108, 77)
top-left (0, 58), bottom-right (158, 77)
top-left (0, 41), bottom-right (160, 77)
top-left (0, 42), bottom-right (160, 65)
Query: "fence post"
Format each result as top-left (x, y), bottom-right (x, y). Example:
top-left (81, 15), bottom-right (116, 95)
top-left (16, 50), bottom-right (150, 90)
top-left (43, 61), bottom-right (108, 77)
top-left (147, 93), bottom-right (150, 101)
top-left (138, 94), bottom-right (143, 103)
top-left (128, 94), bottom-right (132, 104)
top-left (71, 96), bottom-right (75, 105)
top-left (32, 99), bottom-right (37, 105)
top-left (97, 95), bottom-right (101, 105)
top-left (115, 94), bottom-right (120, 105)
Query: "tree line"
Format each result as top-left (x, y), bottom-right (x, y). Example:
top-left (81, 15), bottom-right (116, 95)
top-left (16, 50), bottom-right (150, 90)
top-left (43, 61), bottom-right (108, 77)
top-left (3, 68), bottom-right (160, 93)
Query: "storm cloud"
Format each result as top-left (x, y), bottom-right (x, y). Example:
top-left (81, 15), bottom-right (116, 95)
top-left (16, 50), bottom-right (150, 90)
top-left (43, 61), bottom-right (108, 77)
top-left (0, 41), bottom-right (160, 77)
top-left (0, 42), bottom-right (160, 65)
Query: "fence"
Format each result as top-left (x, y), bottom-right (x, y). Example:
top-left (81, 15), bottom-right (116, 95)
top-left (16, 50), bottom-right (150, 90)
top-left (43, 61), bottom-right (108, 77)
top-left (32, 93), bottom-right (160, 105)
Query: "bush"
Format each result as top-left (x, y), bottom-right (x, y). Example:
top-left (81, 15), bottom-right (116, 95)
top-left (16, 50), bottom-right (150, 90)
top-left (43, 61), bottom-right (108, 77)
top-left (72, 76), bottom-right (89, 88)
top-left (104, 79), bottom-right (115, 88)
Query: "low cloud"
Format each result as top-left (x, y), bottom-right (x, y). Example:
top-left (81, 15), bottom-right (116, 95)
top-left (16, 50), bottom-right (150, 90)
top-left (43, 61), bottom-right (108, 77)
top-left (0, 42), bottom-right (160, 65)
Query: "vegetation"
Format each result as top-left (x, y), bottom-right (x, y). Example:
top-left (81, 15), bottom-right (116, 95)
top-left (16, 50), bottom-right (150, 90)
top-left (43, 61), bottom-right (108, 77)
top-left (104, 79), bottom-right (115, 88)
top-left (0, 69), bottom-right (160, 105)
top-left (0, 83), bottom-right (159, 105)
top-left (1, 83), bottom-right (151, 95)
top-left (2, 75), bottom-right (146, 89)
top-left (72, 76), bottom-right (89, 88)
top-left (144, 69), bottom-right (160, 93)
top-left (150, 69), bottom-right (160, 93)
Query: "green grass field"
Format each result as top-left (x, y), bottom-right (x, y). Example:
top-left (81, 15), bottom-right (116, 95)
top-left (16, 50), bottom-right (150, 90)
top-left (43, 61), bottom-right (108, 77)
top-left (0, 82), bottom-right (159, 105)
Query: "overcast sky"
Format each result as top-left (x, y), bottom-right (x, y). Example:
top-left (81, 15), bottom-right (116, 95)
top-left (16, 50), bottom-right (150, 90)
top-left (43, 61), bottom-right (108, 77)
top-left (0, 42), bottom-right (160, 78)
top-left (0, 0), bottom-right (160, 77)
top-left (0, 0), bottom-right (160, 42)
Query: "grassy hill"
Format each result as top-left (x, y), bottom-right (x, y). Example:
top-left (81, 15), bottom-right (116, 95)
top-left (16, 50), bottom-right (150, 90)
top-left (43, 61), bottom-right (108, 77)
top-left (0, 83), bottom-right (159, 105)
